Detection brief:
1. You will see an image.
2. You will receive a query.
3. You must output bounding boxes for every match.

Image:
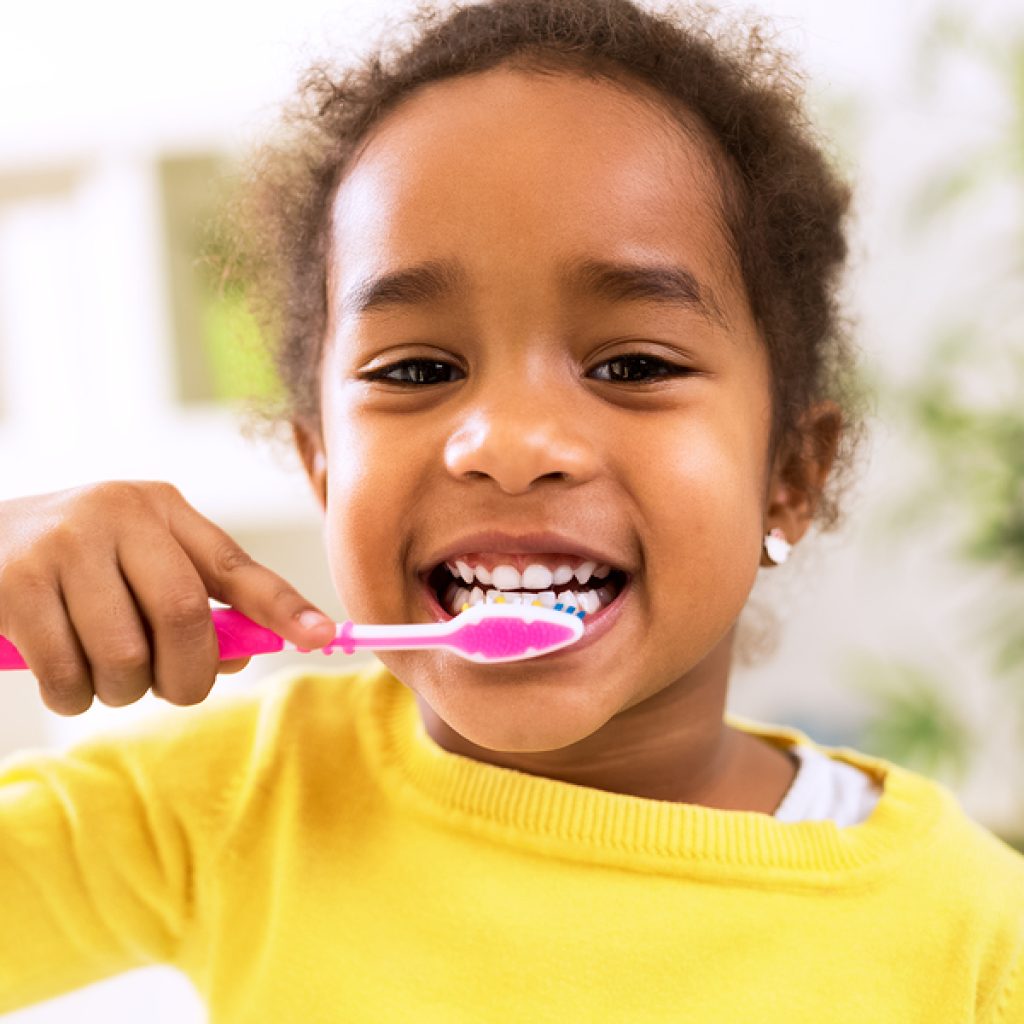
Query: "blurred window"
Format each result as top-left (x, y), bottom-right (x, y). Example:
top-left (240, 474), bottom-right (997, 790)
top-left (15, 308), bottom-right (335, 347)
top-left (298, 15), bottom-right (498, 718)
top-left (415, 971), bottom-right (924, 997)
top-left (159, 155), bottom-right (276, 405)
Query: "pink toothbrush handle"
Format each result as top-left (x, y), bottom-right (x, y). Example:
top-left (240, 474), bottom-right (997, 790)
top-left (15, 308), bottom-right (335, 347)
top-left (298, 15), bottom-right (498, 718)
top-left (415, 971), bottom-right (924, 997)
top-left (0, 635), bottom-right (27, 671)
top-left (0, 608), bottom-right (287, 671)
top-left (210, 608), bottom-right (288, 659)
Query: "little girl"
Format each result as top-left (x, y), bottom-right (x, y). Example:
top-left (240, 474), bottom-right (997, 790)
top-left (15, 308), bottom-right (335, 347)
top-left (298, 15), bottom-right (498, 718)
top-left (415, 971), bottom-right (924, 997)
top-left (2, 0), bottom-right (1022, 1020)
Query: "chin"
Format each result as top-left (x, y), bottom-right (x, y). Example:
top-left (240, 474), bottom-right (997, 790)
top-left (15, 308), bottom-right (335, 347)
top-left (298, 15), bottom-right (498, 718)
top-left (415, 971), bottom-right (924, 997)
top-left (406, 666), bottom-right (617, 755)
top-left (375, 627), bottom-right (702, 759)
top-left (450, 713), bottom-right (601, 755)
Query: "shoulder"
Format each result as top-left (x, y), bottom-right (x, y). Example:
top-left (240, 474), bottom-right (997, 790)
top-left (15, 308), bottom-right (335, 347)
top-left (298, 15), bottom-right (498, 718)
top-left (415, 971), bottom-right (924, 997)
top-left (729, 712), bottom-right (1024, 889)
top-left (11, 659), bottom-right (386, 824)
top-left (734, 715), bottom-right (1024, 1014)
top-left (0, 660), bottom-right (390, 866)
top-left (92, 657), bottom-right (384, 770)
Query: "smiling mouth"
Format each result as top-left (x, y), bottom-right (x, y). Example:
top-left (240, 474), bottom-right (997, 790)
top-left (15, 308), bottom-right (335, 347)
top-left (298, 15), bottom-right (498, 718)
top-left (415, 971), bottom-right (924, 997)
top-left (425, 563), bottom-right (630, 618)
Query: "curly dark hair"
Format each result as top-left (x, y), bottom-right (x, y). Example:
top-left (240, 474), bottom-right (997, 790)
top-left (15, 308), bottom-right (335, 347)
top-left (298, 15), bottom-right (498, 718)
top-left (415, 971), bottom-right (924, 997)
top-left (224, 0), bottom-right (868, 531)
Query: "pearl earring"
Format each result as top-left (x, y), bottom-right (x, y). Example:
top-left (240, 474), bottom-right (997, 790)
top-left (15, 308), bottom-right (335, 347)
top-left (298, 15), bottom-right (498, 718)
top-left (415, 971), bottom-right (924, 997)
top-left (763, 528), bottom-right (792, 566)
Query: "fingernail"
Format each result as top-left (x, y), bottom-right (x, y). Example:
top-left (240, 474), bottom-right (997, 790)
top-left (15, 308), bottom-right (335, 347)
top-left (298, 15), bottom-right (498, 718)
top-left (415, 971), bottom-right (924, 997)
top-left (298, 610), bottom-right (332, 631)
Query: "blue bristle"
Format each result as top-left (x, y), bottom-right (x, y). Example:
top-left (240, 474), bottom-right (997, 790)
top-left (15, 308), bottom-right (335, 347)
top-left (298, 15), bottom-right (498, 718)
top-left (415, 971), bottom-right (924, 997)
top-left (552, 602), bottom-right (585, 619)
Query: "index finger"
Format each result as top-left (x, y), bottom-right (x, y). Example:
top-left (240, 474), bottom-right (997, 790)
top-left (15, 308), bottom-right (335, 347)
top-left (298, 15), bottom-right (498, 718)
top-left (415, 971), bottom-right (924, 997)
top-left (165, 500), bottom-right (336, 649)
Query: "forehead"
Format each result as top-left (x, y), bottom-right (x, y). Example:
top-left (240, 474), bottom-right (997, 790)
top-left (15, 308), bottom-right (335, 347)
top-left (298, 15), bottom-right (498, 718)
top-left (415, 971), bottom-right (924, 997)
top-left (329, 67), bottom-right (743, 318)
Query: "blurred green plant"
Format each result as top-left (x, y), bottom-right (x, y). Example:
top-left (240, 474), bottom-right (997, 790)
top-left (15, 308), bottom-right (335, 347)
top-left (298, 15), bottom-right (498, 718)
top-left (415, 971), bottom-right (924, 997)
top-left (198, 245), bottom-right (282, 405)
top-left (162, 154), bottom-right (281, 406)
top-left (835, 8), bottom-right (1024, 842)
top-left (886, 11), bottom-right (1024, 679)
top-left (840, 653), bottom-right (975, 786)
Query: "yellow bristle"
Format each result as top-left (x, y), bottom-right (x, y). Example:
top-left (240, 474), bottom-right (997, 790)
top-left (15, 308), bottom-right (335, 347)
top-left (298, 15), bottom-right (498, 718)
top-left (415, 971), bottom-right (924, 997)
top-left (461, 603), bottom-right (470, 612)
top-left (532, 600), bottom-right (542, 606)
top-left (495, 595), bottom-right (505, 604)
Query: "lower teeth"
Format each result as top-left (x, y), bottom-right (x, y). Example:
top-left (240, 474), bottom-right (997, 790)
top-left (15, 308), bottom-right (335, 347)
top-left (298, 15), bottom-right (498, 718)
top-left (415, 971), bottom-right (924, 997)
top-left (441, 582), bottom-right (617, 617)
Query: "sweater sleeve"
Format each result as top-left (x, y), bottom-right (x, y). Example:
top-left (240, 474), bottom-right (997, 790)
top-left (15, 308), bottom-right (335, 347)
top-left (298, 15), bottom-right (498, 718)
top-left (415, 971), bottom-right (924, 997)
top-left (993, 952), bottom-right (1024, 1023)
top-left (0, 690), bottom-right (261, 1014)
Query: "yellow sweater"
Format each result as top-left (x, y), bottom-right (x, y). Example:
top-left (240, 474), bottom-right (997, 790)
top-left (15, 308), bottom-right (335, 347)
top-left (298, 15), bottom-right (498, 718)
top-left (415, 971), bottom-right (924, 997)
top-left (1, 660), bottom-right (1022, 1022)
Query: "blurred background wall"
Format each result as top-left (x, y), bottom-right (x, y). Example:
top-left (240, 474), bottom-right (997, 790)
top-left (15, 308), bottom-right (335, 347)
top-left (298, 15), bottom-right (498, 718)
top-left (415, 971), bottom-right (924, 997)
top-left (1, 0), bottom-right (1022, 1019)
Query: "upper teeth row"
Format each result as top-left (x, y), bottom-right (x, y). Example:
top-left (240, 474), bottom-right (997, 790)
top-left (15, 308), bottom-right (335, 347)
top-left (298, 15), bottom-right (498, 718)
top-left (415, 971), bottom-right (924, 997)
top-left (445, 559), bottom-right (611, 590)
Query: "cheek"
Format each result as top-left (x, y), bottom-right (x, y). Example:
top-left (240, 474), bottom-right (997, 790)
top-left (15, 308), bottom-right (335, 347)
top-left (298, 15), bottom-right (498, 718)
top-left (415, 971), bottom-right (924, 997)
top-left (320, 411), bottom-right (415, 620)
top-left (637, 411), bottom-right (765, 610)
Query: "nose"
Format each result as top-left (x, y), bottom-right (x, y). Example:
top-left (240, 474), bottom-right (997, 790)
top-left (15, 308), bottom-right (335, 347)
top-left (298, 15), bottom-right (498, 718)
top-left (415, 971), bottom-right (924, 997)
top-left (444, 380), bottom-right (600, 495)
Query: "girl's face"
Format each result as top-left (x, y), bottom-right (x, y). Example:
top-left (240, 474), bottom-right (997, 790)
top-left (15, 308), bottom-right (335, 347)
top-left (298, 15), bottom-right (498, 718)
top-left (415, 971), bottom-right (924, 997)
top-left (309, 67), bottom-right (775, 754)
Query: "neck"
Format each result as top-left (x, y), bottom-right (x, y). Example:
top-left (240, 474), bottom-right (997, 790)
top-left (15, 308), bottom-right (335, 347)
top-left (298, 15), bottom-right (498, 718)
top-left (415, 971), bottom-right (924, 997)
top-left (415, 628), bottom-right (796, 812)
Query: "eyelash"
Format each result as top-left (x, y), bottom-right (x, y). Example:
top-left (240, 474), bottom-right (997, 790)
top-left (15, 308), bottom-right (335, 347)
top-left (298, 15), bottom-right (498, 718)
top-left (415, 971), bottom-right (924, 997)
top-left (360, 354), bottom-right (694, 387)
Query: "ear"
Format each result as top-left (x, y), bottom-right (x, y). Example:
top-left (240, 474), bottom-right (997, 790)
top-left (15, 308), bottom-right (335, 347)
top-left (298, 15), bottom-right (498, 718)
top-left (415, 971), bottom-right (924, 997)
top-left (292, 419), bottom-right (328, 511)
top-left (760, 401), bottom-right (843, 565)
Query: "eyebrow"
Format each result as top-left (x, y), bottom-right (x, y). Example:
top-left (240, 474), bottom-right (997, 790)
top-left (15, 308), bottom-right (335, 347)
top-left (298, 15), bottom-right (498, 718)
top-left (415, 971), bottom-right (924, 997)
top-left (341, 256), bottom-right (727, 327)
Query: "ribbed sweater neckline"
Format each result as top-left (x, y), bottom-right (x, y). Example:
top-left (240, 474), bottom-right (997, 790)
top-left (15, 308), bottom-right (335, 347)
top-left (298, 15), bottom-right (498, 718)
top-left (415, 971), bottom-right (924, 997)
top-left (356, 663), bottom-right (949, 883)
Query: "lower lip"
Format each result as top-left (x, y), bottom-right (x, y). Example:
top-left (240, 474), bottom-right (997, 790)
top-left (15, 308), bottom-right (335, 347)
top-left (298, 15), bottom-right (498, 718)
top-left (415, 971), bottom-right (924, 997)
top-left (419, 575), bottom-right (633, 657)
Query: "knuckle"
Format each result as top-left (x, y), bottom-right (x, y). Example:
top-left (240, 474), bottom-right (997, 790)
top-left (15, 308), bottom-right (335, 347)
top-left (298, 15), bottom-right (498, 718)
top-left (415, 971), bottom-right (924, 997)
top-left (47, 518), bottom-right (86, 552)
top-left (147, 480), bottom-right (183, 506)
top-left (212, 541), bottom-right (254, 578)
top-left (101, 639), bottom-right (150, 676)
top-left (84, 480), bottom-right (175, 514)
top-left (158, 591), bottom-right (212, 635)
top-left (39, 663), bottom-right (90, 710)
top-left (42, 658), bottom-right (86, 691)
top-left (76, 480), bottom-right (137, 510)
top-left (271, 583), bottom-right (301, 607)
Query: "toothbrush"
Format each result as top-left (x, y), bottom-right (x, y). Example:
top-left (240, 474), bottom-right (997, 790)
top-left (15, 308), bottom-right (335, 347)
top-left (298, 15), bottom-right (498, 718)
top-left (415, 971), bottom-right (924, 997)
top-left (0, 600), bottom-right (587, 671)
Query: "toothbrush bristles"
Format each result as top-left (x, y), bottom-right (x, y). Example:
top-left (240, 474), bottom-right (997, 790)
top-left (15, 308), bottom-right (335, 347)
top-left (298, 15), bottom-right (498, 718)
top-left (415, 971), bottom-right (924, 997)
top-left (452, 600), bottom-right (586, 618)
top-left (553, 602), bottom-right (586, 619)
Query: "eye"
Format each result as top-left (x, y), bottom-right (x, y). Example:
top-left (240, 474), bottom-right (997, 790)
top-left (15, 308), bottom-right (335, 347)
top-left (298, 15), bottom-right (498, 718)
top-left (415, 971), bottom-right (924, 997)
top-left (589, 353), bottom-right (693, 383)
top-left (359, 352), bottom-right (694, 388)
top-left (360, 358), bottom-right (463, 386)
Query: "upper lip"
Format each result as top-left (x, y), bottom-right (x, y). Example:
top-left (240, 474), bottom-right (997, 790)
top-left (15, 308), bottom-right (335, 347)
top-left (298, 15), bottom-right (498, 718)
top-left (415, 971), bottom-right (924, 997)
top-left (418, 530), bottom-right (632, 578)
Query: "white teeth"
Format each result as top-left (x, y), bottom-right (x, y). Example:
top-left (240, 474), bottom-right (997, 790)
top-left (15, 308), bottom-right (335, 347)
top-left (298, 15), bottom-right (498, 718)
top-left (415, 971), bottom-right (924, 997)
top-left (556, 590), bottom-right (575, 606)
top-left (444, 559), bottom-right (616, 589)
top-left (579, 590), bottom-right (601, 614)
top-left (573, 560), bottom-right (597, 585)
top-left (491, 564), bottom-right (521, 590)
top-left (537, 590), bottom-right (556, 607)
top-left (521, 564), bottom-right (554, 589)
